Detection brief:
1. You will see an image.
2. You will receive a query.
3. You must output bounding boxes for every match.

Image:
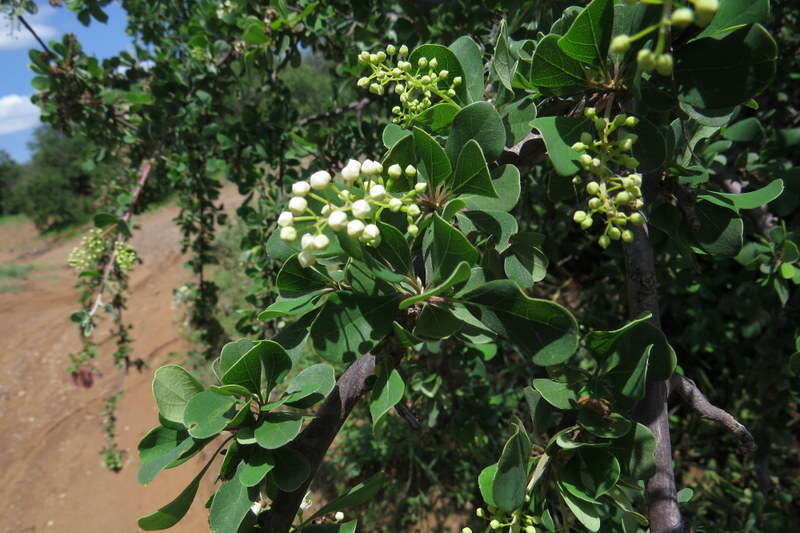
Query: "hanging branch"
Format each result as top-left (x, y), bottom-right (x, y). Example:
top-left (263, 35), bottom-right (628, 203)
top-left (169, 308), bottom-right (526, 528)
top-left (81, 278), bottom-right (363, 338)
top-left (17, 14), bottom-right (54, 55)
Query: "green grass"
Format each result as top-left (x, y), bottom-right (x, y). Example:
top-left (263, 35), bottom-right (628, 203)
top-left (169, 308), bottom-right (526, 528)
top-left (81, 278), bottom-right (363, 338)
top-left (0, 263), bottom-right (36, 280)
top-left (0, 214), bottom-right (26, 226)
top-left (0, 284), bottom-right (23, 293)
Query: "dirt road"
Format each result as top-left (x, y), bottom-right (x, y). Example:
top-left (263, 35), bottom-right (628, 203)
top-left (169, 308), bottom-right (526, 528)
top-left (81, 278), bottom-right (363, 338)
top-left (0, 191), bottom-right (241, 533)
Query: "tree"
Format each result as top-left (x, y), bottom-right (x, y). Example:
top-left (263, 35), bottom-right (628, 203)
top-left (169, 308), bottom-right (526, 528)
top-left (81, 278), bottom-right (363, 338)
top-left (7, 0), bottom-right (799, 532)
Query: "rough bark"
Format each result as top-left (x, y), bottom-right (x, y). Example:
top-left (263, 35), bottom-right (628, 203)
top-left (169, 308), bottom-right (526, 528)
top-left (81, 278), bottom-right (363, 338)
top-left (262, 353), bottom-right (377, 532)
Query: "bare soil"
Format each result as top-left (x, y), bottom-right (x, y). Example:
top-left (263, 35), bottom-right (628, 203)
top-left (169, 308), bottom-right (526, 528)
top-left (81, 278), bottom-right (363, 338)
top-left (0, 190), bottom-right (241, 533)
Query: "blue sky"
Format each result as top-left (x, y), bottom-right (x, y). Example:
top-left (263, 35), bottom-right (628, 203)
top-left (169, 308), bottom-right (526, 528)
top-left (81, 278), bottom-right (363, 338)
top-left (0, 1), bottom-right (132, 163)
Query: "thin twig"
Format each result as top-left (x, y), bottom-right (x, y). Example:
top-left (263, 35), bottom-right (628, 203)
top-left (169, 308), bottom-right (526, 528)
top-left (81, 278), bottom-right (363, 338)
top-left (669, 374), bottom-right (756, 454)
top-left (296, 97), bottom-right (372, 127)
top-left (18, 14), bottom-right (53, 55)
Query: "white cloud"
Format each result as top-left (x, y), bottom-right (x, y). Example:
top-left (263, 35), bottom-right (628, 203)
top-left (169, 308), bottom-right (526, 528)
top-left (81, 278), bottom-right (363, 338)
top-left (0, 5), bottom-right (58, 51)
top-left (0, 94), bottom-right (40, 135)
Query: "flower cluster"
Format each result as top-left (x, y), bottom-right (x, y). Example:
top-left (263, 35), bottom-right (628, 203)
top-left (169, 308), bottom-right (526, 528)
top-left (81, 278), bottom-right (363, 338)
top-left (570, 108), bottom-right (646, 248)
top-left (356, 44), bottom-right (462, 126)
top-left (611, 0), bottom-right (719, 76)
top-left (114, 241), bottom-right (138, 272)
top-left (68, 228), bottom-right (110, 271)
top-left (462, 506), bottom-right (538, 533)
top-left (277, 160), bottom-right (426, 268)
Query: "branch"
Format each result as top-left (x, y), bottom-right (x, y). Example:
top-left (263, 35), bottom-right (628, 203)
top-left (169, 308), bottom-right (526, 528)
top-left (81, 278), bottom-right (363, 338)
top-left (262, 353), bottom-right (377, 532)
top-left (18, 14), bottom-right (54, 55)
top-left (669, 374), bottom-right (756, 454)
top-left (498, 131), bottom-right (546, 173)
top-left (623, 223), bottom-right (684, 533)
top-left (296, 97), bottom-right (372, 127)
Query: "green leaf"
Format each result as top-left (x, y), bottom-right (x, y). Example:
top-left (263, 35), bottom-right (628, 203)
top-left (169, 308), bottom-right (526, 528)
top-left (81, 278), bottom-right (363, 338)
top-left (504, 232), bottom-right (548, 287)
top-left (138, 425), bottom-right (200, 469)
top-left (590, 317), bottom-right (675, 382)
top-left (308, 472), bottom-right (387, 521)
top-left (578, 410), bottom-right (632, 439)
top-left (693, 199), bottom-right (744, 257)
top-left (283, 363), bottom-right (336, 408)
top-left (369, 367), bottom-right (405, 428)
top-left (462, 164), bottom-right (521, 212)
top-left (257, 290), bottom-right (329, 320)
top-left (503, 97), bottom-right (538, 146)
top-left (428, 213), bottom-right (479, 283)
top-left (152, 365), bottom-right (204, 425)
top-left (493, 20), bottom-right (516, 91)
top-left (409, 44), bottom-right (468, 104)
top-left (451, 140), bottom-right (498, 197)
top-left (367, 222), bottom-right (413, 279)
top-left (382, 133), bottom-right (416, 190)
top-left (138, 442), bottom-right (222, 530)
top-left (220, 339), bottom-right (257, 375)
top-left (277, 255), bottom-right (330, 298)
top-left (239, 447), bottom-right (276, 487)
top-left (532, 379), bottom-right (577, 410)
top-left (445, 102), bottom-right (506, 163)
top-left (675, 24), bottom-right (777, 109)
top-left (254, 412), bottom-right (303, 449)
top-left (413, 127), bottom-right (452, 187)
top-left (271, 447), bottom-right (311, 492)
top-left (478, 463), bottom-right (498, 507)
top-left (449, 36), bottom-right (484, 102)
top-left (492, 421), bottom-right (531, 512)
top-left (693, 0), bottom-right (770, 40)
top-left (612, 422), bottom-right (656, 480)
top-left (243, 20), bottom-right (268, 45)
top-left (461, 280), bottom-right (579, 365)
top-left (183, 391), bottom-right (237, 439)
top-left (557, 0), bottom-right (613, 66)
top-left (699, 179), bottom-right (784, 211)
top-left (560, 486), bottom-right (601, 532)
top-left (415, 103), bottom-right (459, 133)
top-left (531, 116), bottom-right (591, 176)
top-left (93, 212), bottom-right (117, 227)
top-left (259, 340), bottom-right (293, 394)
top-left (457, 210), bottom-right (517, 252)
top-left (210, 384), bottom-right (254, 398)
top-left (677, 487), bottom-right (695, 504)
top-left (221, 342), bottom-right (263, 395)
top-left (400, 261), bottom-right (471, 308)
top-left (382, 124), bottom-right (411, 148)
top-left (138, 436), bottom-right (195, 485)
top-left (722, 117), bottom-right (764, 142)
top-left (413, 304), bottom-right (464, 339)
top-left (209, 466), bottom-right (255, 533)
top-left (302, 521), bottom-right (358, 533)
top-left (310, 292), bottom-right (398, 363)
top-left (608, 344), bottom-right (651, 408)
top-left (529, 34), bottom-right (588, 92)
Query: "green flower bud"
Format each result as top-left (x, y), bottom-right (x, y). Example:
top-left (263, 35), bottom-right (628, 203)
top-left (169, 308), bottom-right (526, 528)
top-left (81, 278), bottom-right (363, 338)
top-left (580, 132), bottom-right (593, 144)
top-left (421, 75), bottom-right (431, 84)
top-left (395, 83), bottom-right (405, 94)
top-left (525, 527), bottom-right (537, 533)
top-left (610, 35), bottom-right (631, 53)
top-left (572, 142), bottom-right (588, 152)
top-left (573, 210), bottom-right (588, 224)
top-left (399, 44), bottom-right (409, 57)
top-left (490, 520), bottom-right (501, 530)
top-left (616, 191), bottom-right (631, 204)
top-left (462, 529), bottom-right (473, 533)
top-left (429, 57), bottom-right (438, 69)
top-left (388, 163), bottom-right (403, 178)
top-left (621, 177), bottom-right (634, 188)
top-left (621, 229), bottom-right (634, 243)
top-left (671, 7), bottom-right (694, 27)
top-left (453, 76), bottom-right (462, 85)
top-left (386, 44), bottom-right (397, 55)
top-left (476, 508), bottom-right (485, 518)
top-left (579, 154), bottom-right (593, 167)
top-left (376, 51), bottom-right (386, 63)
top-left (584, 107), bottom-right (596, 118)
top-left (655, 53), bottom-right (674, 76)
top-left (586, 181), bottom-right (600, 195)
top-left (625, 116), bottom-right (639, 127)
top-left (598, 235), bottom-right (611, 248)
top-left (358, 51), bottom-right (370, 63)
top-left (418, 57), bottom-right (428, 68)
top-left (588, 197), bottom-right (603, 209)
top-left (369, 83), bottom-right (382, 94)
top-left (694, 0), bottom-right (719, 27)
top-left (634, 199), bottom-right (645, 209)
top-left (369, 53), bottom-right (379, 64)
top-left (630, 212), bottom-right (645, 225)
top-left (407, 224), bottom-right (419, 236)
top-left (405, 164), bottom-right (417, 178)
top-left (357, 77), bottom-right (370, 87)
top-left (624, 156), bottom-right (640, 169)
top-left (414, 182), bottom-right (427, 192)
top-left (580, 216), bottom-right (594, 230)
top-left (391, 106), bottom-right (401, 114)
top-left (608, 227), bottom-right (622, 240)
top-left (637, 49), bottom-right (656, 71)
top-left (439, 69), bottom-right (449, 79)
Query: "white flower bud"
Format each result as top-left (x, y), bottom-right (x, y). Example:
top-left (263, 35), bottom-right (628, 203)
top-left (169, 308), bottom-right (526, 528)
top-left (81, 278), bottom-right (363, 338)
top-left (277, 211), bottom-right (294, 227)
top-left (292, 181), bottom-right (311, 196)
top-left (362, 223), bottom-right (380, 241)
top-left (313, 234), bottom-right (330, 250)
top-left (361, 159), bottom-right (378, 176)
top-left (369, 184), bottom-right (386, 200)
top-left (352, 199), bottom-right (371, 219)
top-left (322, 205), bottom-right (332, 216)
top-left (280, 226), bottom-right (297, 242)
top-left (405, 165), bottom-right (417, 177)
top-left (388, 163), bottom-right (402, 178)
top-left (327, 210), bottom-right (348, 231)
top-left (414, 182), bottom-right (427, 193)
top-left (309, 170), bottom-right (331, 190)
top-left (301, 233), bottom-right (316, 250)
top-left (407, 204), bottom-right (421, 217)
top-left (407, 224), bottom-right (419, 236)
top-left (334, 511), bottom-right (345, 522)
top-left (347, 219), bottom-right (365, 237)
top-left (339, 190), bottom-right (352, 200)
top-left (399, 44), bottom-right (409, 57)
top-left (610, 35), bottom-right (631, 53)
top-left (388, 198), bottom-right (403, 211)
top-left (298, 251), bottom-right (315, 268)
top-left (288, 196), bottom-right (308, 215)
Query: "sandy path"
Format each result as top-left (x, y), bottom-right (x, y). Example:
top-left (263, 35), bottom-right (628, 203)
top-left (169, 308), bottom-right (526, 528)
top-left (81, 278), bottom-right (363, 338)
top-left (0, 188), bottom-right (241, 533)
